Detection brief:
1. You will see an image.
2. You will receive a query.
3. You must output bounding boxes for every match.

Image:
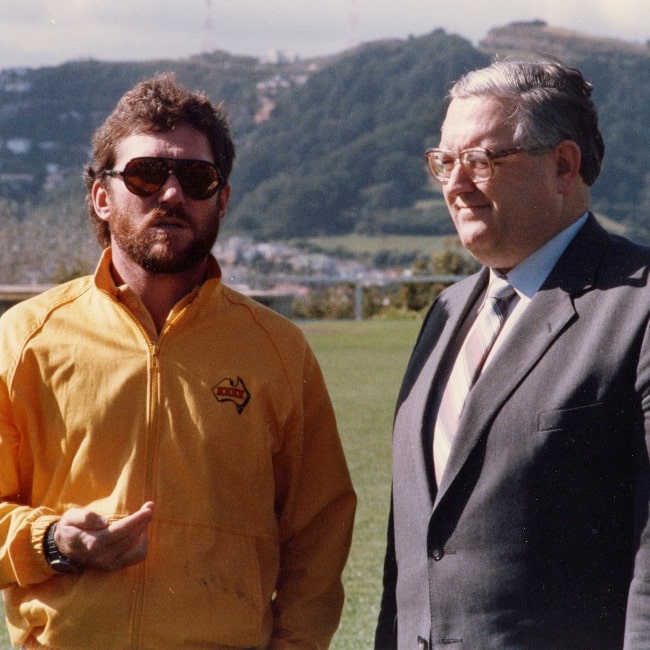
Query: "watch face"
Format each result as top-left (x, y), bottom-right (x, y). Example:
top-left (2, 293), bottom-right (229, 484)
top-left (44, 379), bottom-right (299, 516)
top-left (49, 557), bottom-right (81, 574)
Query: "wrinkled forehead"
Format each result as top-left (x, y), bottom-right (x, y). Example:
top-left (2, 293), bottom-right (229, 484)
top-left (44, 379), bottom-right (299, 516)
top-left (440, 96), bottom-right (517, 150)
top-left (113, 126), bottom-right (214, 168)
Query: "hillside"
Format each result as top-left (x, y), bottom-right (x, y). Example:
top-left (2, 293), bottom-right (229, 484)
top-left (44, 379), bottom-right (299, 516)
top-left (480, 21), bottom-right (649, 58)
top-left (228, 29), bottom-right (487, 237)
top-left (227, 21), bottom-right (649, 239)
top-left (0, 51), bottom-right (327, 197)
top-left (0, 21), bottom-right (648, 283)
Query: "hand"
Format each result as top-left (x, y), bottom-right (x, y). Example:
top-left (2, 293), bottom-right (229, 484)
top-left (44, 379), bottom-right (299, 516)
top-left (54, 502), bottom-right (154, 572)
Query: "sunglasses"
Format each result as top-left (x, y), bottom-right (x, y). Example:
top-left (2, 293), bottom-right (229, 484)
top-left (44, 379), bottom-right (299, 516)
top-left (103, 157), bottom-right (224, 200)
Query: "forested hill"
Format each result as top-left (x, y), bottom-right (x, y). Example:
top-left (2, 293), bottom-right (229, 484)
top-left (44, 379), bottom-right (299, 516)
top-left (1, 20), bottom-right (648, 243)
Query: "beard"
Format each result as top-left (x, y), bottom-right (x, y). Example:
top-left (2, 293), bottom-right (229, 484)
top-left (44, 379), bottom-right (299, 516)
top-left (109, 204), bottom-right (220, 274)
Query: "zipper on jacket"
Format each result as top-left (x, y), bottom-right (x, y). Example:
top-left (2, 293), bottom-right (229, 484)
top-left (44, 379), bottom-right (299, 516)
top-left (130, 340), bottom-right (160, 647)
top-left (120, 304), bottom-right (190, 647)
top-left (105, 300), bottom-right (162, 648)
top-left (145, 341), bottom-right (161, 495)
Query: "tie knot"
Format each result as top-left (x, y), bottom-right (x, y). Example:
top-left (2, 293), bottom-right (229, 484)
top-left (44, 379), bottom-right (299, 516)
top-left (487, 276), bottom-right (515, 302)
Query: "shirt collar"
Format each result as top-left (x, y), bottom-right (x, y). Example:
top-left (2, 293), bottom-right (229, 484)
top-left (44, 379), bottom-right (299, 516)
top-left (497, 212), bottom-right (589, 299)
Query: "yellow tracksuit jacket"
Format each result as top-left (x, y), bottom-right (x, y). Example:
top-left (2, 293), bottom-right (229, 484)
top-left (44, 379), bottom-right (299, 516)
top-left (0, 251), bottom-right (356, 649)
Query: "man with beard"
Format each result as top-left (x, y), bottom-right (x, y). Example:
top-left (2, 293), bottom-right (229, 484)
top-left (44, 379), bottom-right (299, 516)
top-left (0, 74), bottom-right (356, 649)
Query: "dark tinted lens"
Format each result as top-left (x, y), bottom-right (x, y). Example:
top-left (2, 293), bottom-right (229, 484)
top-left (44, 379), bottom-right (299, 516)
top-left (119, 158), bottom-right (221, 199)
top-left (122, 159), bottom-right (169, 196)
top-left (174, 160), bottom-right (221, 200)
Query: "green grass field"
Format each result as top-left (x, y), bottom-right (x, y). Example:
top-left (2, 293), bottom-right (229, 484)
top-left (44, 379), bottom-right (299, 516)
top-left (302, 319), bottom-right (421, 648)
top-left (0, 319), bottom-right (422, 648)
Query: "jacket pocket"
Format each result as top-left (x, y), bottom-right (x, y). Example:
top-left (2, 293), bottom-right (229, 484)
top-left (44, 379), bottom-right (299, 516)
top-left (536, 402), bottom-right (609, 433)
top-left (142, 519), bottom-right (277, 647)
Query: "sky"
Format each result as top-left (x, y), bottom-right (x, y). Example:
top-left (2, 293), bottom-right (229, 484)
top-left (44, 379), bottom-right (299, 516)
top-left (0, 0), bottom-right (648, 71)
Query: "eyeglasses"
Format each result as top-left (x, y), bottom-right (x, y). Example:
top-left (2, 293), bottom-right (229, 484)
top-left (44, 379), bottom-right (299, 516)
top-left (424, 147), bottom-right (531, 183)
top-left (103, 157), bottom-right (224, 200)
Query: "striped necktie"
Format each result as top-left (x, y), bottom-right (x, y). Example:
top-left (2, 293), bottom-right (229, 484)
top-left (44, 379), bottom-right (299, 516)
top-left (433, 276), bottom-right (516, 484)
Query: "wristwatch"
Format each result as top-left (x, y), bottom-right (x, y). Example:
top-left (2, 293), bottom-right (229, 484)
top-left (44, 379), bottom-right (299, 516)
top-left (44, 523), bottom-right (84, 574)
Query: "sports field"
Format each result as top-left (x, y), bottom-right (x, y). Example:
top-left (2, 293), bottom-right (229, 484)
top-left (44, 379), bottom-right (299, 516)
top-left (0, 319), bottom-right (422, 648)
top-left (303, 319), bottom-right (421, 648)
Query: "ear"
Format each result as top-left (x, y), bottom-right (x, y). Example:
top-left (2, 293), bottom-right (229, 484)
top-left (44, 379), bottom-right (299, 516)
top-left (92, 179), bottom-right (113, 222)
top-left (217, 184), bottom-right (231, 222)
top-left (554, 140), bottom-right (582, 193)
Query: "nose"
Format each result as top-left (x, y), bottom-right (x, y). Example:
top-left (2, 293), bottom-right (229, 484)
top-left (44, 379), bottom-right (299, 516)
top-left (444, 160), bottom-right (476, 196)
top-left (159, 170), bottom-right (185, 204)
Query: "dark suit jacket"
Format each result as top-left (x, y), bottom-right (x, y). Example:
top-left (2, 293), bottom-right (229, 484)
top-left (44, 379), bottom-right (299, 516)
top-left (375, 215), bottom-right (650, 649)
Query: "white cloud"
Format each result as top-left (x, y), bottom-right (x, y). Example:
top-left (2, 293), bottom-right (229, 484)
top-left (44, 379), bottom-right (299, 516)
top-left (0, 0), bottom-right (646, 71)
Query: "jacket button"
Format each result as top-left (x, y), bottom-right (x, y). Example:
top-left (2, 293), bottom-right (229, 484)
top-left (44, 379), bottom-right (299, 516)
top-left (432, 547), bottom-right (444, 561)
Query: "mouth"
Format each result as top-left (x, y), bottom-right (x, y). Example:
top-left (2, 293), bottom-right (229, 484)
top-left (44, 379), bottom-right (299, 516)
top-left (151, 220), bottom-right (186, 229)
top-left (149, 210), bottom-right (191, 230)
top-left (455, 203), bottom-right (490, 216)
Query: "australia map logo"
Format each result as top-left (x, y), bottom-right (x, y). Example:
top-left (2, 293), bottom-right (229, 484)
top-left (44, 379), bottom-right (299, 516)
top-left (212, 376), bottom-right (251, 414)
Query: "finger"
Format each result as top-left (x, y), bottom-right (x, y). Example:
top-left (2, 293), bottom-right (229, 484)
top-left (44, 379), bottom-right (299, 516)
top-left (83, 527), bottom-right (150, 571)
top-left (82, 504), bottom-right (154, 559)
top-left (55, 509), bottom-right (110, 558)
top-left (60, 508), bottom-right (109, 531)
top-left (57, 503), bottom-right (154, 569)
top-left (103, 506), bottom-right (154, 545)
top-left (111, 534), bottom-right (150, 570)
top-left (111, 502), bottom-right (154, 530)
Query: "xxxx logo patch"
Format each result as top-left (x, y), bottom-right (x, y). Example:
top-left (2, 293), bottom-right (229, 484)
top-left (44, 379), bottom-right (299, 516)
top-left (212, 377), bottom-right (251, 414)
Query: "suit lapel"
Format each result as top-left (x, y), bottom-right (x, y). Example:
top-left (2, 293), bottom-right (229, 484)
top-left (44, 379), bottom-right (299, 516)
top-left (434, 285), bottom-right (577, 501)
top-left (393, 268), bottom-right (489, 503)
top-left (433, 214), bottom-right (608, 506)
top-left (397, 268), bottom-right (488, 409)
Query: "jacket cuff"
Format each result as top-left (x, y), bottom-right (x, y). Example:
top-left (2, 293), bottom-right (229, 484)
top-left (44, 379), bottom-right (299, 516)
top-left (30, 514), bottom-right (61, 573)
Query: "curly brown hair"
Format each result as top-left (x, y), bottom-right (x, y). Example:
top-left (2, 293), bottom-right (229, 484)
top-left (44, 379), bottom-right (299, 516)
top-left (84, 73), bottom-right (235, 247)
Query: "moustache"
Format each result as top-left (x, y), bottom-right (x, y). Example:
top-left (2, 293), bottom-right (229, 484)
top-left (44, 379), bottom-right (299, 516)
top-left (149, 206), bottom-right (191, 224)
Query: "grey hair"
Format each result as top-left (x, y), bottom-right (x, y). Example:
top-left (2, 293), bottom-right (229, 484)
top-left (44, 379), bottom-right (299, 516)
top-left (449, 60), bottom-right (604, 185)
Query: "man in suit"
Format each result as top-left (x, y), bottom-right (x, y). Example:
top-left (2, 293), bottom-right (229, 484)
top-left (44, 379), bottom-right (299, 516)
top-left (375, 59), bottom-right (650, 649)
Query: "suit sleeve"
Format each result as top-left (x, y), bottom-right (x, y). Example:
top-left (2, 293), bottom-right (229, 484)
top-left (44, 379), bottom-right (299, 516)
top-left (624, 319), bottom-right (650, 647)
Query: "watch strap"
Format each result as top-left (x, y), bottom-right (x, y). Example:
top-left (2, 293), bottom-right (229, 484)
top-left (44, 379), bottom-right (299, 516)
top-left (44, 522), bottom-right (84, 574)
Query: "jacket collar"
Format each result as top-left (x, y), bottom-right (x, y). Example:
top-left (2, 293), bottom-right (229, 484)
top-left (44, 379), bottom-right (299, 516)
top-left (93, 248), bottom-right (223, 297)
